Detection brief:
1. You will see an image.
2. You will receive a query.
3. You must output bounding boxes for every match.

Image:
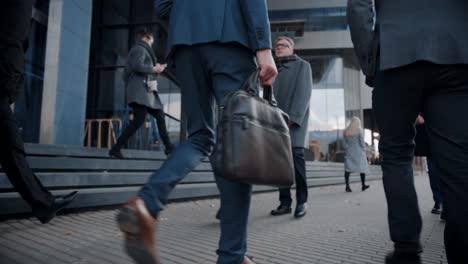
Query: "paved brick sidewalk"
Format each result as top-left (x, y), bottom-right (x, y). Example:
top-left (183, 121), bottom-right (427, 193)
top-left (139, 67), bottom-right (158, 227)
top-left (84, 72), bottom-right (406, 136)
top-left (0, 175), bottom-right (446, 264)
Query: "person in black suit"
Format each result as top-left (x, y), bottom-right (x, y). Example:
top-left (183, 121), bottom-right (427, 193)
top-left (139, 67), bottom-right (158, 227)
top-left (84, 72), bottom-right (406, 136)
top-left (0, 0), bottom-right (77, 224)
top-left (348, 0), bottom-right (468, 263)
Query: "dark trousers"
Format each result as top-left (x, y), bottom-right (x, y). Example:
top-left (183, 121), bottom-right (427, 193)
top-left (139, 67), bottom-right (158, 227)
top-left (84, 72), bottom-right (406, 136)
top-left (114, 103), bottom-right (171, 149)
top-left (426, 156), bottom-right (443, 205)
top-left (137, 43), bottom-right (257, 264)
top-left (373, 61), bottom-right (468, 262)
top-left (279, 147), bottom-right (308, 206)
top-left (0, 96), bottom-right (54, 215)
top-left (0, 0), bottom-right (54, 216)
top-left (344, 171), bottom-right (366, 187)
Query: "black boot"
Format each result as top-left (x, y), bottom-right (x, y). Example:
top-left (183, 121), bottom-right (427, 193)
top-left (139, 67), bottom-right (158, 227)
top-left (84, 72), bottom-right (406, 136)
top-left (111, 121), bottom-right (141, 159)
top-left (360, 173), bottom-right (369, 191)
top-left (109, 147), bottom-right (124, 159)
top-left (270, 203), bottom-right (292, 216)
top-left (344, 172), bottom-right (352, 192)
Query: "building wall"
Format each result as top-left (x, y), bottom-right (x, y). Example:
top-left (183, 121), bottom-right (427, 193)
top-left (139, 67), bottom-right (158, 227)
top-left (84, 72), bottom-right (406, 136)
top-left (40, 0), bottom-right (93, 146)
top-left (295, 31), bottom-right (353, 50)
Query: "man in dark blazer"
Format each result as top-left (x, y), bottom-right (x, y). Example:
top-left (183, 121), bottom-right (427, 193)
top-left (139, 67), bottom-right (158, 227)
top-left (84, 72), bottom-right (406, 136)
top-left (348, 0), bottom-right (468, 263)
top-left (0, 0), bottom-right (77, 224)
top-left (270, 37), bottom-right (312, 219)
top-left (116, 1), bottom-right (277, 263)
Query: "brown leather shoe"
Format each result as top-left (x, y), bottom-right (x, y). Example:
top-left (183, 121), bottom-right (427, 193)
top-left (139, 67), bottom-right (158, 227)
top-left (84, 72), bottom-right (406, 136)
top-left (242, 256), bottom-right (255, 264)
top-left (116, 197), bottom-right (159, 264)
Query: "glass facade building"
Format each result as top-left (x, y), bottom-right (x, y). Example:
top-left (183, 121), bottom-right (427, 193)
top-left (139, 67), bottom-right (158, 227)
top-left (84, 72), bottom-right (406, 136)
top-left (269, 7), bottom-right (348, 32)
top-left (17, 1), bottom-right (374, 161)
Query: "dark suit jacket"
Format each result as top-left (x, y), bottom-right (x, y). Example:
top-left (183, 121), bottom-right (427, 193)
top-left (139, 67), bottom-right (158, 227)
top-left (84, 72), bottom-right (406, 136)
top-left (154, 0), bottom-right (272, 58)
top-left (0, 0), bottom-right (32, 102)
top-left (348, 0), bottom-right (468, 72)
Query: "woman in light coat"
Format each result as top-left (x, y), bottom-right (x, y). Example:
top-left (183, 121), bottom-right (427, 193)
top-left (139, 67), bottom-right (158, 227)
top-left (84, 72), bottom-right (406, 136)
top-left (343, 117), bottom-right (370, 192)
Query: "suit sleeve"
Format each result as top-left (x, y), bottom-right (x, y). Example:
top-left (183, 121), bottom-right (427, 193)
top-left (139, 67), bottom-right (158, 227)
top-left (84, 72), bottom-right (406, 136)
top-left (154, 0), bottom-right (173, 19)
top-left (238, 0), bottom-right (272, 50)
top-left (347, 0), bottom-right (376, 76)
top-left (127, 47), bottom-right (154, 74)
top-left (289, 62), bottom-right (313, 126)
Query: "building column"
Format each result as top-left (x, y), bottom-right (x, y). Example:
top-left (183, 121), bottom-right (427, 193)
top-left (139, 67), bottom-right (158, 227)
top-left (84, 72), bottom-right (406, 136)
top-left (40, 0), bottom-right (92, 146)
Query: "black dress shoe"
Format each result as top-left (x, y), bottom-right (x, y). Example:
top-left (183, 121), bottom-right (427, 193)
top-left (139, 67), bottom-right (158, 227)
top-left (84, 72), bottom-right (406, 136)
top-left (270, 204), bottom-right (292, 216)
top-left (37, 191), bottom-right (78, 224)
top-left (431, 202), bottom-right (442, 214)
top-left (440, 211), bottom-right (447, 221)
top-left (109, 148), bottom-right (124, 159)
top-left (294, 203), bottom-right (307, 218)
top-left (385, 251), bottom-right (421, 264)
top-left (362, 185), bottom-right (370, 191)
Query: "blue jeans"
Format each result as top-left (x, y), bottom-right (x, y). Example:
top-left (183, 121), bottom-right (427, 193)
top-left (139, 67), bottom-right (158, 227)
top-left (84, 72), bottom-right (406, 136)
top-left (138, 42), bottom-right (256, 264)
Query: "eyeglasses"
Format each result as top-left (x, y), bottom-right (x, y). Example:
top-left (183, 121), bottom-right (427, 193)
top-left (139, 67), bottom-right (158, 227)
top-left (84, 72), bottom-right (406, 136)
top-left (275, 43), bottom-right (290, 49)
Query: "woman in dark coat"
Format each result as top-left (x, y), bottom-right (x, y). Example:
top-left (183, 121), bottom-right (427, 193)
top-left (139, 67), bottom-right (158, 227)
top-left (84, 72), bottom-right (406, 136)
top-left (109, 30), bottom-right (174, 158)
top-left (344, 117), bottom-right (370, 192)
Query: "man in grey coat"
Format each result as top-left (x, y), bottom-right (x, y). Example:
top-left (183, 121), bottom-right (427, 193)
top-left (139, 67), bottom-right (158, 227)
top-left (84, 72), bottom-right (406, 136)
top-left (270, 37), bottom-right (312, 219)
top-left (109, 30), bottom-right (174, 158)
top-left (116, 1), bottom-right (277, 263)
top-left (348, 0), bottom-right (468, 263)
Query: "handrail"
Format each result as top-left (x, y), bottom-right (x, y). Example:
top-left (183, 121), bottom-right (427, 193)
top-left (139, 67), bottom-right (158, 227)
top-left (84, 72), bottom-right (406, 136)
top-left (84, 118), bottom-right (122, 149)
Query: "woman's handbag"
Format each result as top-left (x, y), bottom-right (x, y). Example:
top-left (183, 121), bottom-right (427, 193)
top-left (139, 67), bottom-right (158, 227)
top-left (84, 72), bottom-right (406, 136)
top-left (211, 70), bottom-right (295, 187)
top-left (145, 76), bottom-right (158, 92)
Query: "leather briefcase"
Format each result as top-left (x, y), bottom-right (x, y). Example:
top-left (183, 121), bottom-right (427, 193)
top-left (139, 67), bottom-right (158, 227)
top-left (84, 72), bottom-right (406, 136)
top-left (211, 70), bottom-right (295, 187)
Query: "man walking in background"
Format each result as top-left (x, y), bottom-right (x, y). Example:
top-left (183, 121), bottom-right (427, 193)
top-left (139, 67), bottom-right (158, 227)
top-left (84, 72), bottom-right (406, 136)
top-left (348, 0), bottom-right (468, 263)
top-left (116, 0), bottom-right (277, 263)
top-left (270, 36), bottom-right (312, 219)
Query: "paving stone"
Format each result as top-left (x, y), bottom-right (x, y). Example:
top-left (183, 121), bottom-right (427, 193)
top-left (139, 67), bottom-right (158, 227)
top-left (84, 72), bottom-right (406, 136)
top-left (0, 176), bottom-right (447, 264)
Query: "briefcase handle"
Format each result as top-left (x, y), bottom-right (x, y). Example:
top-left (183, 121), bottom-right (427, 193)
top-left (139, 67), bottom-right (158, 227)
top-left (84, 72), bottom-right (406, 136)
top-left (243, 69), bottom-right (278, 106)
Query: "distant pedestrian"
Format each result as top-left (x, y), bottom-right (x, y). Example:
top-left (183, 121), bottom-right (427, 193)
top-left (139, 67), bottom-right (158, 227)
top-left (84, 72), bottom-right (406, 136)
top-left (109, 29), bottom-right (174, 158)
top-left (343, 117), bottom-right (370, 192)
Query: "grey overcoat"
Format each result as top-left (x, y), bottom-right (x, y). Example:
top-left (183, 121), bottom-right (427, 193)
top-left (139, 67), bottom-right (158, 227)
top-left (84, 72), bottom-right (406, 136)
top-left (124, 41), bottom-right (163, 110)
top-left (274, 55), bottom-right (313, 148)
